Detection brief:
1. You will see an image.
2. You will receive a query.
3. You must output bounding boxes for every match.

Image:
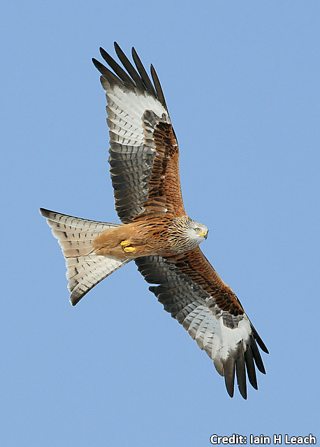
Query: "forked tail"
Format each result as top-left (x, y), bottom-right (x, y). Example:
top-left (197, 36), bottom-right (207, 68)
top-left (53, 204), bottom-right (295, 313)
top-left (40, 208), bottom-right (128, 305)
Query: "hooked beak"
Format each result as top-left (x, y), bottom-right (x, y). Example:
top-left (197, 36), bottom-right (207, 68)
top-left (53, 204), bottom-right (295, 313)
top-left (199, 229), bottom-right (208, 239)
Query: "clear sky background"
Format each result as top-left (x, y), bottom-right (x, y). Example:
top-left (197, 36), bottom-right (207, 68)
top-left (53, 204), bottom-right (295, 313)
top-left (1, 1), bottom-right (319, 446)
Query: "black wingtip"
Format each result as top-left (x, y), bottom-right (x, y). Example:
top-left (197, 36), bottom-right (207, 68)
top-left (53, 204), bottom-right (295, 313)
top-left (237, 386), bottom-right (247, 400)
top-left (225, 380), bottom-right (234, 398)
top-left (131, 46), bottom-right (157, 97)
top-left (235, 349), bottom-right (247, 399)
top-left (114, 43), bottom-right (146, 90)
top-left (244, 347), bottom-right (258, 390)
top-left (252, 325), bottom-right (269, 354)
top-left (223, 358), bottom-right (235, 398)
top-left (99, 47), bottom-right (109, 61)
top-left (99, 46), bottom-right (134, 86)
top-left (92, 57), bottom-right (105, 73)
top-left (251, 337), bottom-right (266, 374)
top-left (259, 340), bottom-right (269, 354)
top-left (94, 44), bottom-right (167, 108)
top-left (92, 57), bottom-right (104, 71)
top-left (92, 57), bottom-right (101, 70)
top-left (255, 335), bottom-right (269, 354)
top-left (92, 58), bottom-right (120, 86)
top-left (150, 63), bottom-right (168, 109)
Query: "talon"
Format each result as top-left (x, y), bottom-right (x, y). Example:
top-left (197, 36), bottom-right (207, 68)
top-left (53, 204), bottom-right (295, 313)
top-left (124, 246), bottom-right (136, 253)
top-left (120, 240), bottom-right (131, 247)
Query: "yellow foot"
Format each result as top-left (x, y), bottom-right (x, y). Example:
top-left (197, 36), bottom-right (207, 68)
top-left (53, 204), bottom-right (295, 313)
top-left (123, 246), bottom-right (136, 253)
top-left (120, 240), bottom-right (131, 248)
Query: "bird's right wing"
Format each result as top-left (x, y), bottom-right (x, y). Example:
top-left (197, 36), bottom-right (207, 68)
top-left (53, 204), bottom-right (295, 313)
top-left (135, 248), bottom-right (268, 399)
top-left (93, 43), bottom-right (186, 223)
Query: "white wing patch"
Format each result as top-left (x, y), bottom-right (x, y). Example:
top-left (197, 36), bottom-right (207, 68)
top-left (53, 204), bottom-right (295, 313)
top-left (183, 304), bottom-right (252, 374)
top-left (103, 81), bottom-right (169, 148)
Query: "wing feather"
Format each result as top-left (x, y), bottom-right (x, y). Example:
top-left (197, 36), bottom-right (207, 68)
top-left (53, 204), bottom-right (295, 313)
top-left (114, 42), bottom-right (146, 91)
top-left (135, 248), bottom-right (268, 399)
top-left (224, 356), bottom-right (236, 397)
top-left (235, 345), bottom-right (247, 399)
top-left (150, 64), bottom-right (168, 110)
top-left (92, 58), bottom-right (119, 85)
top-left (244, 347), bottom-right (258, 389)
top-left (93, 43), bottom-right (185, 223)
top-left (131, 47), bottom-right (157, 97)
top-left (99, 47), bottom-right (135, 86)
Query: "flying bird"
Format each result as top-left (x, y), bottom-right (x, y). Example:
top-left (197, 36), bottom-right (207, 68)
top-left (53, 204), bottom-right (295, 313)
top-left (40, 43), bottom-right (268, 399)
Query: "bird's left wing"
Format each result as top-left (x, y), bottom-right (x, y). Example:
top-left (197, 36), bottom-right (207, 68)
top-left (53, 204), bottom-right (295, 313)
top-left (93, 43), bottom-right (185, 223)
top-left (136, 248), bottom-right (268, 399)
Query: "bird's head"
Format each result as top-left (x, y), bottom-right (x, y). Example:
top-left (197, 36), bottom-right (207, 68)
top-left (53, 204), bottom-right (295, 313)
top-left (187, 219), bottom-right (209, 243)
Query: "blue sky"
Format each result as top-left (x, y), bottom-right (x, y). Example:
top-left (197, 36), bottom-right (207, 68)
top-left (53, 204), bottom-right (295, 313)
top-left (1, 1), bottom-right (319, 446)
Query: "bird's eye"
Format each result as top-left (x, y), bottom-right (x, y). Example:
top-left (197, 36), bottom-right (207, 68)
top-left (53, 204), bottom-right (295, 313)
top-left (194, 227), bottom-right (201, 233)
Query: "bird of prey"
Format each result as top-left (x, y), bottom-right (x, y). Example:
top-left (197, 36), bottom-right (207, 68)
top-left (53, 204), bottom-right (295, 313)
top-left (40, 43), bottom-right (268, 399)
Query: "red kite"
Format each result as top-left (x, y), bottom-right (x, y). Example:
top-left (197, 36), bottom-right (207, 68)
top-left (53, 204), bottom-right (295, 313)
top-left (41, 43), bottom-right (268, 399)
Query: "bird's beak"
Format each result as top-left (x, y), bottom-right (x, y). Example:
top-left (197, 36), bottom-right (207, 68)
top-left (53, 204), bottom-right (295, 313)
top-left (199, 229), bottom-right (208, 239)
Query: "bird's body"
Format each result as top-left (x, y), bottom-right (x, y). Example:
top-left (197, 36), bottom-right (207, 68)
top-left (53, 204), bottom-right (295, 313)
top-left (40, 43), bottom-right (268, 399)
top-left (93, 215), bottom-right (208, 260)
